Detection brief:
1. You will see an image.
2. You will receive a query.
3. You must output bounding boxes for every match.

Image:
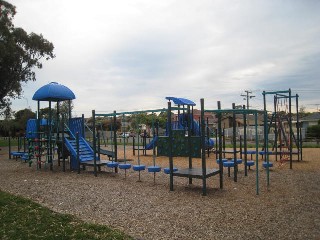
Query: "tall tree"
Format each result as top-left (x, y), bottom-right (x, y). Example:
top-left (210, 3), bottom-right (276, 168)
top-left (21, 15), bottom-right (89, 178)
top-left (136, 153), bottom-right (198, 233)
top-left (0, 1), bottom-right (55, 115)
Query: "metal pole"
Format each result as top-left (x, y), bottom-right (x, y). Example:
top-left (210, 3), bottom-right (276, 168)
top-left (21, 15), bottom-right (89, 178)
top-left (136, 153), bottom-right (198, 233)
top-left (218, 101), bottom-right (223, 189)
top-left (265, 107), bottom-right (270, 187)
top-left (113, 111), bottom-right (118, 173)
top-left (296, 94), bottom-right (300, 161)
top-left (168, 101), bottom-right (174, 191)
top-left (62, 114), bottom-right (66, 172)
top-left (243, 105), bottom-right (248, 176)
top-left (255, 112), bottom-right (259, 195)
top-left (187, 105), bottom-right (192, 185)
top-left (201, 99), bottom-right (207, 196)
top-left (289, 89), bottom-right (293, 169)
top-left (274, 95), bottom-right (278, 162)
top-left (92, 110), bottom-right (97, 177)
top-left (232, 103), bottom-right (237, 182)
top-left (76, 132), bottom-right (80, 174)
top-left (49, 101), bottom-right (53, 171)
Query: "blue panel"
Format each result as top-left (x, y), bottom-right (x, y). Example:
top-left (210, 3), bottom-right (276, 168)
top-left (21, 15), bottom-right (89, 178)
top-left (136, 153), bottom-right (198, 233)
top-left (26, 119), bottom-right (37, 139)
top-left (32, 82), bottom-right (76, 101)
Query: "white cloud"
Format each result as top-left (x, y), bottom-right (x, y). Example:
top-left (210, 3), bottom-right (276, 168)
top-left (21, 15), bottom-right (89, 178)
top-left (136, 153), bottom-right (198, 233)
top-left (9, 0), bottom-right (320, 114)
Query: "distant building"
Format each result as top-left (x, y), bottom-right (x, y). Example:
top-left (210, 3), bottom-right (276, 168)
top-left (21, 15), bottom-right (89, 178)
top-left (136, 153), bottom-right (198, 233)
top-left (300, 112), bottom-right (320, 129)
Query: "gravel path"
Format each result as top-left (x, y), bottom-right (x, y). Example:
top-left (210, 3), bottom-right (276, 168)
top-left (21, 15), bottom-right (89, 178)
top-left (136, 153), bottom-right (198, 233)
top-left (1, 147), bottom-right (319, 239)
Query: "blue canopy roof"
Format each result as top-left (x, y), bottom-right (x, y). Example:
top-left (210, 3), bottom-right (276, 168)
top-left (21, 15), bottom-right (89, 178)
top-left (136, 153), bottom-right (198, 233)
top-left (32, 82), bottom-right (76, 101)
top-left (165, 97), bottom-right (196, 106)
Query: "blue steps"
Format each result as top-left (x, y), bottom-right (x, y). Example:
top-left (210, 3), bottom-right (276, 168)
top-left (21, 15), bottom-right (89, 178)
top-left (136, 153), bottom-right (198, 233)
top-left (64, 137), bottom-right (95, 169)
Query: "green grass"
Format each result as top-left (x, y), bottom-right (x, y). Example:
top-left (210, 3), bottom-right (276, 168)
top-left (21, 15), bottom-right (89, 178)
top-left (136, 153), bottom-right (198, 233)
top-left (0, 138), bottom-right (18, 147)
top-left (0, 191), bottom-right (133, 240)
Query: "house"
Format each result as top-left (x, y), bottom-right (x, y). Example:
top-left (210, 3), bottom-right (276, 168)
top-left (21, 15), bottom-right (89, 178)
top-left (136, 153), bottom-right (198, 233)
top-left (300, 112), bottom-right (320, 129)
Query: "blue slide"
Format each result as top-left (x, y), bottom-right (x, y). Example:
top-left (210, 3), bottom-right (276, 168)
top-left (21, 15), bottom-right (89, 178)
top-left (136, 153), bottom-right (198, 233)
top-left (145, 136), bottom-right (158, 150)
top-left (177, 114), bottom-right (215, 149)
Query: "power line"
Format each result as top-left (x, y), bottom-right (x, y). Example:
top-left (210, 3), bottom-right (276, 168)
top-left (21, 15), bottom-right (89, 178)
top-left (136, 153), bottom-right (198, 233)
top-left (240, 90), bottom-right (255, 109)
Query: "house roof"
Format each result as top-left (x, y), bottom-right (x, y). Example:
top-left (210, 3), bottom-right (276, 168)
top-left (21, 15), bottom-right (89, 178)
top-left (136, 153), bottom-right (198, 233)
top-left (300, 112), bottom-right (320, 122)
top-left (33, 82), bottom-right (76, 102)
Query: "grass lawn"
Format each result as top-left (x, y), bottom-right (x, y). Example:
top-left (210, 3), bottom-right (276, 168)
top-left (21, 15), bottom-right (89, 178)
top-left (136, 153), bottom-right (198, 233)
top-left (0, 191), bottom-right (133, 240)
top-left (0, 138), bottom-right (18, 147)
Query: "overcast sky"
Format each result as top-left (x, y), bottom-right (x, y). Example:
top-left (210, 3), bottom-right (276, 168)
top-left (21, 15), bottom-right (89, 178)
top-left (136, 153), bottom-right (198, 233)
top-left (9, 0), bottom-right (320, 116)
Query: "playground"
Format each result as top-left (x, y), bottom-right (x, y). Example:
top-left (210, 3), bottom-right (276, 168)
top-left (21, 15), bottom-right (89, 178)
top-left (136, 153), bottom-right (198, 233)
top-left (0, 146), bottom-right (319, 239)
top-left (1, 82), bottom-right (319, 239)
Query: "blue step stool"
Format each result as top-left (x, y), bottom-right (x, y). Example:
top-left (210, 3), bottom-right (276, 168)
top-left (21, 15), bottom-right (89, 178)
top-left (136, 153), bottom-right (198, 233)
top-left (245, 160), bottom-right (255, 169)
top-left (262, 162), bottom-right (273, 168)
top-left (230, 159), bottom-right (243, 164)
top-left (147, 166), bottom-right (161, 173)
top-left (133, 165), bottom-right (146, 171)
top-left (216, 159), bottom-right (228, 164)
top-left (106, 161), bottom-right (119, 168)
top-left (223, 161), bottom-right (234, 167)
top-left (163, 167), bottom-right (178, 174)
top-left (118, 163), bottom-right (132, 170)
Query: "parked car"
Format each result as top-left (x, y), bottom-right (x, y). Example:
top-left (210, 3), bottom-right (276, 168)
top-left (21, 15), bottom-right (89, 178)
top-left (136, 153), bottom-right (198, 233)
top-left (119, 132), bottom-right (130, 138)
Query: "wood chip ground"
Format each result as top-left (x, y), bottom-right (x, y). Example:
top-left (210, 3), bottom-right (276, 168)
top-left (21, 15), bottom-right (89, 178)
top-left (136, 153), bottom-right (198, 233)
top-left (0, 147), bottom-right (319, 239)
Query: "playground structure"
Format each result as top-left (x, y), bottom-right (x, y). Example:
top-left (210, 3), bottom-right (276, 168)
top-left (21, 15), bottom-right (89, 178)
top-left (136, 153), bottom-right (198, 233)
top-left (263, 89), bottom-right (303, 169)
top-left (88, 97), bottom-right (268, 195)
top-left (8, 82), bottom-right (305, 196)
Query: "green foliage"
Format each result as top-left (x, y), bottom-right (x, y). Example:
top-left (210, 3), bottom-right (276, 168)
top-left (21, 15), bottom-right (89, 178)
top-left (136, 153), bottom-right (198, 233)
top-left (0, 190), bottom-right (133, 240)
top-left (0, 0), bottom-right (55, 115)
top-left (307, 125), bottom-right (320, 139)
top-left (0, 108), bottom-right (35, 136)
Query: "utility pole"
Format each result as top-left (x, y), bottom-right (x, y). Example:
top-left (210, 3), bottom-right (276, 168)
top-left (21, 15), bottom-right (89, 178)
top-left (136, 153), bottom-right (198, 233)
top-left (307, 104), bottom-right (320, 112)
top-left (241, 90), bottom-right (255, 109)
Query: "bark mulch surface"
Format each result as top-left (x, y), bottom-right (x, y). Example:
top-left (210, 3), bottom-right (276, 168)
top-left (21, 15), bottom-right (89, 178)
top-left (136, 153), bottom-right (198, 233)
top-left (0, 147), bottom-right (319, 239)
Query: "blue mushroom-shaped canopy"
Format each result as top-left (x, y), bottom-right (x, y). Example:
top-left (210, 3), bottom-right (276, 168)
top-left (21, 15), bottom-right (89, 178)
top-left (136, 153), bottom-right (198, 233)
top-left (32, 82), bottom-right (76, 102)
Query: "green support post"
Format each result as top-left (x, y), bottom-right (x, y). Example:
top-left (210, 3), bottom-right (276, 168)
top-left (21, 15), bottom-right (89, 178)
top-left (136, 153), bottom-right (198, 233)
top-left (76, 132), bottom-right (80, 174)
top-left (218, 101), bottom-right (223, 189)
top-left (187, 105), bottom-right (192, 185)
top-left (168, 101), bottom-right (174, 191)
top-left (200, 98), bottom-right (207, 196)
top-left (255, 113), bottom-right (259, 195)
top-left (113, 111), bottom-right (118, 173)
top-left (243, 105), bottom-right (248, 176)
top-left (232, 103), bottom-right (237, 182)
top-left (8, 137), bottom-right (11, 159)
top-left (92, 110), bottom-right (97, 177)
top-left (289, 88), bottom-right (293, 169)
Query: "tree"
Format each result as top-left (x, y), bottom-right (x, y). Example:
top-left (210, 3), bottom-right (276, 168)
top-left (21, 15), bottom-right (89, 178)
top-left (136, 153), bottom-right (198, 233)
top-left (0, 1), bottom-right (55, 115)
top-left (14, 108), bottom-right (35, 132)
top-left (307, 124), bottom-right (320, 144)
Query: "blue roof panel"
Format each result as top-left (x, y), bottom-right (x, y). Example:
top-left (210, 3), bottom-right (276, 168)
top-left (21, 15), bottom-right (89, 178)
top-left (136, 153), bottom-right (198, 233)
top-left (165, 97), bottom-right (196, 106)
top-left (32, 82), bottom-right (76, 101)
